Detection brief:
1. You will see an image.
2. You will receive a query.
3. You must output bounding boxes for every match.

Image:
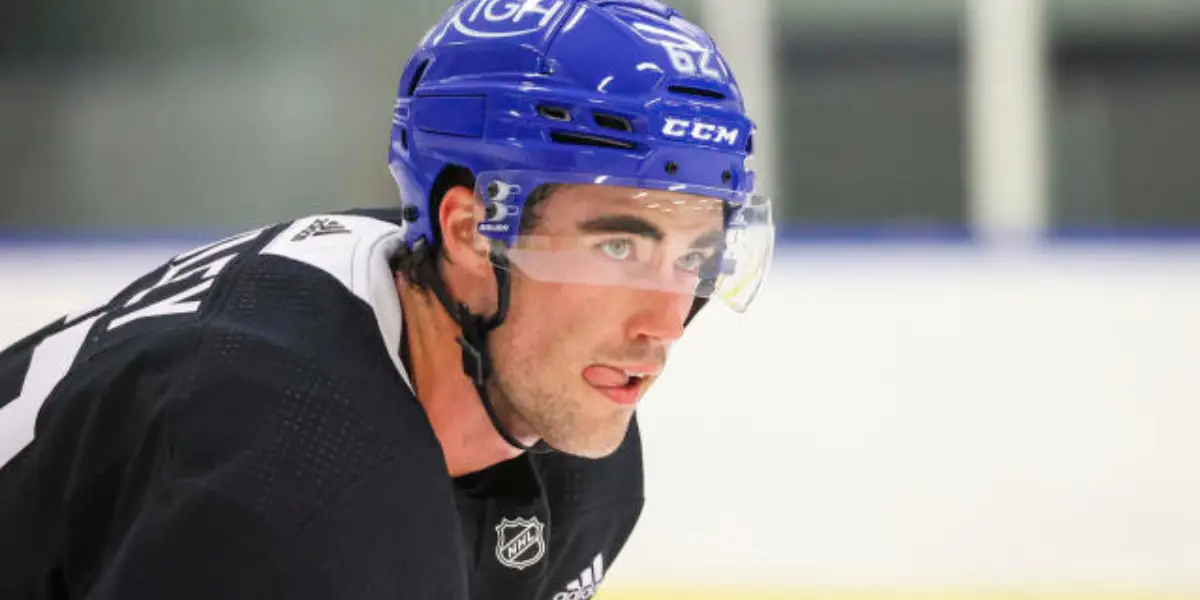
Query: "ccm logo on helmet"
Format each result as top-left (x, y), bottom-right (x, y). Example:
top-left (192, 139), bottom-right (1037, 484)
top-left (451, 0), bottom-right (566, 39)
top-left (661, 118), bottom-right (740, 146)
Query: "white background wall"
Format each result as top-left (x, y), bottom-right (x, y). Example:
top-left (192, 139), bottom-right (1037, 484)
top-left (2, 242), bottom-right (1199, 593)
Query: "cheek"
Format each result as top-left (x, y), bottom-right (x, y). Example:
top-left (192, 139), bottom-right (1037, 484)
top-left (512, 281), bottom-right (574, 332)
top-left (504, 279), bottom-right (612, 352)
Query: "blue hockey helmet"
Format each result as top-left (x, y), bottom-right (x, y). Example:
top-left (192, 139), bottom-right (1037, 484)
top-left (388, 0), bottom-right (773, 313)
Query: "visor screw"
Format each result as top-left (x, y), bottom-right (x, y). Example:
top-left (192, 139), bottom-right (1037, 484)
top-left (722, 169), bottom-right (733, 184)
top-left (487, 182), bottom-right (501, 199)
top-left (665, 161), bottom-right (679, 176)
top-left (402, 205), bottom-right (420, 222)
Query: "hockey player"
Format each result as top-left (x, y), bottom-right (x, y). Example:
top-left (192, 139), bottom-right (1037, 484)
top-left (0, 1), bottom-right (774, 598)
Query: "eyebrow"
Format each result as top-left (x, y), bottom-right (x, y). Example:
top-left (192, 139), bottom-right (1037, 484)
top-left (689, 229), bottom-right (725, 250)
top-left (577, 214), bottom-right (724, 249)
top-left (577, 215), bottom-right (664, 241)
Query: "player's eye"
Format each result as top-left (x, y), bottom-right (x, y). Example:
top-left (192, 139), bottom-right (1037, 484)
top-left (597, 238), bottom-right (637, 262)
top-left (675, 249), bottom-right (716, 273)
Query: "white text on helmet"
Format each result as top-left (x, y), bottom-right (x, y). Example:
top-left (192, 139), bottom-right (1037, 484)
top-left (662, 118), bottom-right (740, 146)
top-left (630, 22), bottom-right (726, 81)
top-left (452, 0), bottom-right (565, 39)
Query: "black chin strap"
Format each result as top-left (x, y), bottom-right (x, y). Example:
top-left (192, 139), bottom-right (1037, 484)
top-left (685, 296), bottom-right (708, 327)
top-left (417, 253), bottom-right (545, 452)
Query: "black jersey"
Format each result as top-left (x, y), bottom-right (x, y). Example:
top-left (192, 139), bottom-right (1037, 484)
top-left (0, 210), bottom-right (644, 600)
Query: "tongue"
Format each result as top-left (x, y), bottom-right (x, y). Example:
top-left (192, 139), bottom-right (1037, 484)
top-left (583, 365), bottom-right (629, 388)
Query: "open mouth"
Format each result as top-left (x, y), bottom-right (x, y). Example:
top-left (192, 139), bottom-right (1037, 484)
top-left (582, 365), bottom-right (655, 405)
top-left (619, 372), bottom-right (646, 390)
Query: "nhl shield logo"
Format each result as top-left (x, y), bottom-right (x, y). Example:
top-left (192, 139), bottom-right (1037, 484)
top-left (494, 516), bottom-right (546, 570)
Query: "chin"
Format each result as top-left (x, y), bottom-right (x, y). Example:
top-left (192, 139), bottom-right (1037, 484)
top-left (541, 414), bottom-right (632, 459)
top-left (549, 438), bottom-right (624, 460)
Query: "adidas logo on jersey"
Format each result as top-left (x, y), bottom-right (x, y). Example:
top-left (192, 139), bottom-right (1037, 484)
top-left (291, 218), bottom-right (351, 242)
top-left (553, 553), bottom-right (605, 600)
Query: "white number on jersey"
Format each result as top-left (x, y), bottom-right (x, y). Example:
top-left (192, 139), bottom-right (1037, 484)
top-left (0, 227), bottom-right (266, 469)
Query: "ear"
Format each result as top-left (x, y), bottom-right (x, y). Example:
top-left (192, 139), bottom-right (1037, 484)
top-left (438, 185), bottom-right (492, 276)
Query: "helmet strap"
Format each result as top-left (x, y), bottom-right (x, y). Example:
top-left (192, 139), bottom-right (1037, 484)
top-left (684, 296), bottom-right (708, 326)
top-left (417, 252), bottom-right (542, 453)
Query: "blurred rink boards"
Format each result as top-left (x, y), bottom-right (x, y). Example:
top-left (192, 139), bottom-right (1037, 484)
top-left (2, 237), bottom-right (1199, 600)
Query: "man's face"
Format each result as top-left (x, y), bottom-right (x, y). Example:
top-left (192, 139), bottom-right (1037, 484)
top-left (485, 184), bottom-right (725, 458)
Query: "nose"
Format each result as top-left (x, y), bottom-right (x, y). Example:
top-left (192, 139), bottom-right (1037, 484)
top-left (625, 288), bottom-right (693, 343)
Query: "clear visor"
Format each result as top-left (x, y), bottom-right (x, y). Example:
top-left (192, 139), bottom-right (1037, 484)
top-left (475, 172), bottom-right (774, 313)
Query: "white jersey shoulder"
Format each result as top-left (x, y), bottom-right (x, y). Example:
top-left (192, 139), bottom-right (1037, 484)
top-left (260, 214), bottom-right (412, 389)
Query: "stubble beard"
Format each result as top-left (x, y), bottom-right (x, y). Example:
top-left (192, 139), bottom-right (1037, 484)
top-left (485, 354), bottom-right (631, 459)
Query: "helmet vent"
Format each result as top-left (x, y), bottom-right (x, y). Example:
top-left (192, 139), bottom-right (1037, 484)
top-left (593, 112), bottom-right (634, 133)
top-left (550, 131), bottom-right (637, 151)
top-left (668, 85), bottom-right (726, 100)
top-left (537, 105), bottom-right (573, 122)
top-left (405, 60), bottom-right (430, 97)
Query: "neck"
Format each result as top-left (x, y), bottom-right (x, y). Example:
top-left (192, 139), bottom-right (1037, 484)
top-left (396, 274), bottom-right (528, 478)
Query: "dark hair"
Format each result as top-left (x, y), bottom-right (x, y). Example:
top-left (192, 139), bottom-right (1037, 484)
top-left (390, 165), bottom-right (559, 291)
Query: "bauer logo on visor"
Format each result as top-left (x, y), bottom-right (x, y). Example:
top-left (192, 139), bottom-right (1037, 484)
top-left (451, 0), bottom-right (567, 39)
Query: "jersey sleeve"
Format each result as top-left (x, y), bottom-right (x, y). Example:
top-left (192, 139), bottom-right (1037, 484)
top-left (79, 319), bottom-right (469, 600)
top-left (82, 478), bottom-right (329, 599)
top-left (83, 459), bottom-right (468, 600)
